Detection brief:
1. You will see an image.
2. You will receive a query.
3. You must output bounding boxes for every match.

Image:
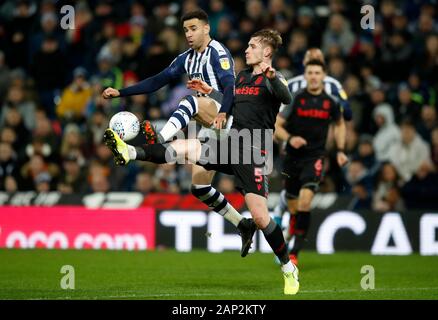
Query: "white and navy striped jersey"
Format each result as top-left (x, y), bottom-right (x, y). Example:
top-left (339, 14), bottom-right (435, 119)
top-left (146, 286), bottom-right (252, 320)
top-left (279, 74), bottom-right (352, 120)
top-left (168, 39), bottom-right (235, 93)
top-left (287, 74), bottom-right (344, 95)
top-left (119, 39), bottom-right (235, 113)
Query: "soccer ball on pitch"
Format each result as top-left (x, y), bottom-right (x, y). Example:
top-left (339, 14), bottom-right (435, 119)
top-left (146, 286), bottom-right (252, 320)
top-left (109, 111), bottom-right (140, 141)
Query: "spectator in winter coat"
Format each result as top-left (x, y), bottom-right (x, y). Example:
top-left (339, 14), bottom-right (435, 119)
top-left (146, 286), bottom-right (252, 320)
top-left (388, 119), bottom-right (433, 183)
top-left (373, 103), bottom-right (401, 161)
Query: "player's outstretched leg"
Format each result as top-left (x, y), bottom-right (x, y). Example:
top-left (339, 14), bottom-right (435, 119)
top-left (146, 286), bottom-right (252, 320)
top-left (103, 128), bottom-right (130, 165)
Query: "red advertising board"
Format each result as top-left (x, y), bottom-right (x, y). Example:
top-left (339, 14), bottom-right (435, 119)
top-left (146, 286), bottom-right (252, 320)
top-left (0, 206), bottom-right (155, 250)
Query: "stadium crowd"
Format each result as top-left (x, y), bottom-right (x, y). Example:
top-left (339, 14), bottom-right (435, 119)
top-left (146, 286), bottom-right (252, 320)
top-left (0, 0), bottom-right (437, 210)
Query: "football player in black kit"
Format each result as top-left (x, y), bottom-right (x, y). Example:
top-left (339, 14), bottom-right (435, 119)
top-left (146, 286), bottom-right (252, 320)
top-left (104, 29), bottom-right (300, 295)
top-left (274, 59), bottom-right (348, 265)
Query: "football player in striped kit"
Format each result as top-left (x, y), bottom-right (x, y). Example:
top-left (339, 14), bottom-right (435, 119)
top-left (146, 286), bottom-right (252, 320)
top-left (102, 9), bottom-right (235, 143)
top-left (103, 9), bottom-right (258, 258)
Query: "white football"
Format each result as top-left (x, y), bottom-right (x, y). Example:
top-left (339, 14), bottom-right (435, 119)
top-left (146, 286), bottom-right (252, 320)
top-left (109, 111), bottom-right (140, 141)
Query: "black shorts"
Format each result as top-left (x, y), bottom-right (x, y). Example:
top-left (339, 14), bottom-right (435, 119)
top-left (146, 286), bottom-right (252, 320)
top-left (196, 135), bottom-right (269, 198)
top-left (282, 156), bottom-right (324, 199)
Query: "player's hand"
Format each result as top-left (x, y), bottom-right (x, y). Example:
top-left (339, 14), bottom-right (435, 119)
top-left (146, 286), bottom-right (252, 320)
top-left (260, 62), bottom-right (276, 79)
top-left (337, 151), bottom-right (349, 167)
top-left (213, 112), bottom-right (227, 129)
top-left (102, 87), bottom-right (120, 99)
top-left (289, 136), bottom-right (307, 149)
top-left (187, 79), bottom-right (213, 95)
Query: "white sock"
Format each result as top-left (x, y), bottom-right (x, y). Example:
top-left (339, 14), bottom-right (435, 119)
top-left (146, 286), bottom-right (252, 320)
top-left (127, 145), bottom-right (137, 160)
top-left (281, 261), bottom-right (296, 273)
top-left (160, 97), bottom-right (198, 142)
top-left (223, 206), bottom-right (243, 227)
top-left (159, 120), bottom-right (180, 142)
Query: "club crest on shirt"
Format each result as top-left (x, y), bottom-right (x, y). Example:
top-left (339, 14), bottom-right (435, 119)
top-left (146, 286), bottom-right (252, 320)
top-left (219, 57), bottom-right (230, 70)
top-left (255, 76), bottom-right (263, 85)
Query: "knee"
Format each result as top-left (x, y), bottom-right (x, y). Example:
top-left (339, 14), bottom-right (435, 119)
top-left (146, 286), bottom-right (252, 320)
top-left (252, 211), bottom-right (270, 229)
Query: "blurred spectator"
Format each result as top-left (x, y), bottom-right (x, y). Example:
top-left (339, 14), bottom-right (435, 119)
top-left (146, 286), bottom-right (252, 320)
top-left (60, 123), bottom-right (84, 159)
top-left (0, 141), bottom-right (19, 191)
top-left (416, 105), bottom-right (437, 143)
top-left (395, 82), bottom-right (422, 123)
top-left (134, 171), bottom-right (154, 194)
top-left (408, 72), bottom-right (436, 107)
top-left (0, 50), bottom-right (11, 101)
top-left (296, 6), bottom-right (320, 48)
top-left (57, 153), bottom-right (88, 194)
top-left (388, 119), bottom-right (432, 183)
top-left (34, 171), bottom-right (52, 192)
top-left (84, 108), bottom-right (109, 155)
top-left (344, 159), bottom-right (373, 209)
top-left (3, 0), bottom-right (35, 69)
top-left (1, 107), bottom-right (30, 147)
top-left (287, 30), bottom-right (308, 74)
top-left (154, 163), bottom-right (179, 193)
top-left (327, 56), bottom-right (347, 83)
top-left (119, 37), bottom-right (144, 75)
top-left (56, 67), bottom-right (92, 124)
top-left (90, 172), bottom-right (111, 193)
top-left (355, 134), bottom-right (379, 175)
top-left (416, 33), bottom-right (438, 85)
top-left (96, 51), bottom-right (123, 113)
top-left (245, 0), bottom-right (267, 28)
top-left (372, 103), bottom-right (401, 161)
top-left (20, 153), bottom-right (59, 191)
top-left (344, 74), bottom-right (365, 126)
top-left (93, 142), bottom-right (126, 190)
top-left (176, 164), bottom-right (192, 194)
top-left (30, 113), bottom-right (59, 160)
top-left (0, 85), bottom-right (37, 131)
top-left (322, 14), bottom-right (355, 56)
top-left (372, 162), bottom-right (405, 213)
top-left (31, 35), bottom-right (68, 118)
top-left (30, 11), bottom-right (65, 59)
top-left (209, 0), bottom-right (229, 38)
top-left (380, 31), bottom-right (413, 82)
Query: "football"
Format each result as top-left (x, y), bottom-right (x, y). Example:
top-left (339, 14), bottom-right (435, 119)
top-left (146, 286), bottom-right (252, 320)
top-left (109, 111), bottom-right (140, 141)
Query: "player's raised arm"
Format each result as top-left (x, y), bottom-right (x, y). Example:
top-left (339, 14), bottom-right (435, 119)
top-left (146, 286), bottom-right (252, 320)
top-left (261, 63), bottom-right (292, 105)
top-left (102, 52), bottom-right (187, 99)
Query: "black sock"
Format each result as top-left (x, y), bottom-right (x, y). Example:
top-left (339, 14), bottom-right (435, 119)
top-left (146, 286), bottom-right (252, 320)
top-left (262, 218), bottom-right (289, 264)
top-left (290, 211), bottom-right (310, 256)
top-left (135, 144), bottom-right (176, 163)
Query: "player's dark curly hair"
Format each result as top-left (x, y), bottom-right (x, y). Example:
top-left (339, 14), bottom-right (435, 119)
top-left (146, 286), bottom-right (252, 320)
top-left (251, 29), bottom-right (283, 53)
top-left (305, 59), bottom-right (327, 71)
top-left (181, 9), bottom-right (209, 24)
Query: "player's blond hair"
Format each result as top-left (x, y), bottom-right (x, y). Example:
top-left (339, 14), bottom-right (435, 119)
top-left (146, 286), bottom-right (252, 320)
top-left (251, 29), bottom-right (283, 53)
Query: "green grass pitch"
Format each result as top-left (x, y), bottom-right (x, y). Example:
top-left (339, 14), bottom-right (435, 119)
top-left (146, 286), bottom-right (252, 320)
top-left (1, 249), bottom-right (437, 300)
